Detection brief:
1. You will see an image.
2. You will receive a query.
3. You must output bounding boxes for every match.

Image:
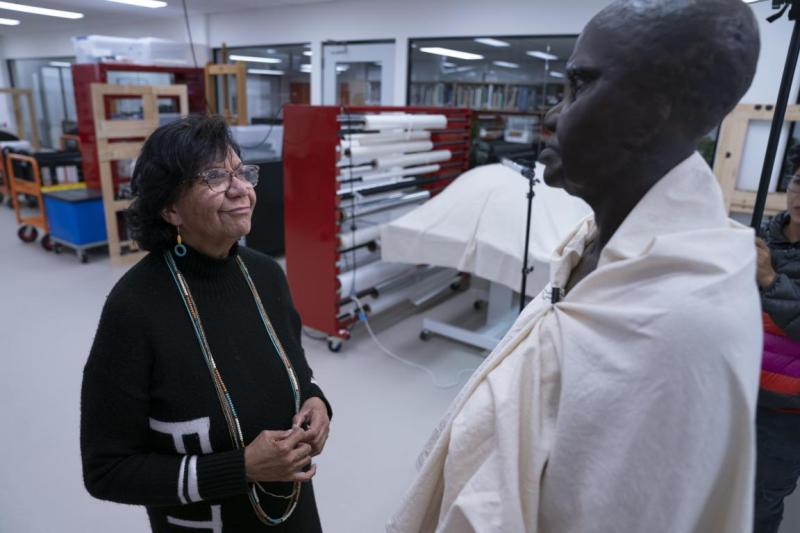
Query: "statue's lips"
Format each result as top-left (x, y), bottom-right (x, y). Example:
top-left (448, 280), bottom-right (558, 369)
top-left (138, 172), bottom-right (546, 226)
top-left (538, 147), bottom-right (561, 167)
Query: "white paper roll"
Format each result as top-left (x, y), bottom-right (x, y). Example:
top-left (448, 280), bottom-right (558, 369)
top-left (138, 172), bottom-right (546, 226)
top-left (337, 164), bottom-right (374, 179)
top-left (363, 114), bottom-right (448, 131)
top-left (339, 225), bottom-right (382, 250)
top-left (373, 150), bottom-right (452, 170)
top-left (338, 177), bottom-right (416, 196)
top-left (337, 247), bottom-right (380, 273)
top-left (341, 130), bottom-right (431, 149)
top-left (358, 164), bottom-right (440, 183)
top-left (339, 130), bottom-right (431, 152)
top-left (337, 261), bottom-right (415, 296)
top-left (346, 141), bottom-right (434, 159)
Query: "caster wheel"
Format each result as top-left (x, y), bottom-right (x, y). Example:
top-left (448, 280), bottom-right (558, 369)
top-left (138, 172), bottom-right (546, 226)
top-left (420, 329), bottom-right (432, 341)
top-left (0, 191), bottom-right (4, 204)
top-left (41, 234), bottom-right (54, 251)
top-left (450, 279), bottom-right (469, 292)
top-left (53, 243), bottom-right (63, 254)
top-left (80, 253), bottom-right (89, 264)
top-left (473, 300), bottom-right (486, 311)
top-left (327, 339), bottom-right (342, 353)
top-left (17, 225), bottom-right (38, 243)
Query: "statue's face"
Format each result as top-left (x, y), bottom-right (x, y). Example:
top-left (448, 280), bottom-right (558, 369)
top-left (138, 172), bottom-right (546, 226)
top-left (538, 18), bottom-right (668, 202)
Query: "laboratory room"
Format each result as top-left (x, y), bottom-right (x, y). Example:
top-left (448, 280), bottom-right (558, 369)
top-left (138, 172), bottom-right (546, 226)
top-left (1, 0), bottom-right (799, 532)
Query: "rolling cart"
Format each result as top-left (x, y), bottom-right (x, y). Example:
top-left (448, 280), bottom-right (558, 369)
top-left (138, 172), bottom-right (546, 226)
top-left (6, 149), bottom-right (83, 251)
top-left (42, 187), bottom-right (107, 263)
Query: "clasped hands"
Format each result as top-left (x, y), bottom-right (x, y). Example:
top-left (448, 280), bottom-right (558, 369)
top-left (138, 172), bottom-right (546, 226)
top-left (244, 397), bottom-right (330, 483)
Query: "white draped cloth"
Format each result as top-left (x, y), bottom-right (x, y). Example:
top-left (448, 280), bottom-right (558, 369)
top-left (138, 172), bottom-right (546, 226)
top-left (380, 163), bottom-right (592, 296)
top-left (387, 153), bottom-right (762, 533)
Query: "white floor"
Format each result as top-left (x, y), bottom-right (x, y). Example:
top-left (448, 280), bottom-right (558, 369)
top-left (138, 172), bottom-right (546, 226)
top-left (2, 204), bottom-right (800, 533)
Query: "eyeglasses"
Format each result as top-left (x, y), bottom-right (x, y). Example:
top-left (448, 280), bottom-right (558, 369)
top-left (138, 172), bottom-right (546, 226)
top-left (198, 165), bottom-right (260, 193)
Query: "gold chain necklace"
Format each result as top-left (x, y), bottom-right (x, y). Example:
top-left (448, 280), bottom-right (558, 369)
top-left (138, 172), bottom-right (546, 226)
top-left (164, 251), bottom-right (302, 526)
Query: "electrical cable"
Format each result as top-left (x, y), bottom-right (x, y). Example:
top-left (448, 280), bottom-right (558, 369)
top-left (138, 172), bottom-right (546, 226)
top-left (302, 327), bottom-right (328, 341)
top-left (351, 297), bottom-right (476, 389)
top-left (181, 0), bottom-right (198, 69)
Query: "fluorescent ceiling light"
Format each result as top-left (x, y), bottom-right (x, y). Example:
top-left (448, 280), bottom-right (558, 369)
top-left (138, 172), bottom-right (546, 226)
top-left (229, 54), bottom-right (281, 64)
top-left (442, 61), bottom-right (456, 68)
top-left (300, 64), bottom-right (311, 71)
top-left (549, 71), bottom-right (565, 78)
top-left (0, 16), bottom-right (18, 25)
top-left (420, 47), bottom-right (483, 60)
top-left (474, 38), bottom-right (510, 47)
top-left (153, 58), bottom-right (188, 65)
top-left (303, 50), bottom-right (312, 56)
top-left (0, 1), bottom-right (83, 18)
top-left (49, 61), bottom-right (71, 68)
top-left (742, 0), bottom-right (765, 3)
top-left (104, 0), bottom-right (167, 7)
top-left (336, 65), bottom-right (349, 72)
top-left (248, 68), bottom-right (284, 76)
top-left (527, 50), bottom-right (559, 61)
top-left (493, 60), bottom-right (519, 69)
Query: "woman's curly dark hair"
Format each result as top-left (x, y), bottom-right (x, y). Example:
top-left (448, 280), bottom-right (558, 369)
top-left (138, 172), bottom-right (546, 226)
top-left (127, 114), bottom-right (240, 252)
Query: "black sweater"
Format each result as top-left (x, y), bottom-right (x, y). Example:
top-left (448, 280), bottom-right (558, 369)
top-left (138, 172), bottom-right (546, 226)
top-left (81, 245), bottom-right (331, 532)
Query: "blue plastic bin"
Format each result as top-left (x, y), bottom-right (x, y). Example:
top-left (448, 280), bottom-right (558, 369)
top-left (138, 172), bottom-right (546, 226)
top-left (43, 189), bottom-right (107, 245)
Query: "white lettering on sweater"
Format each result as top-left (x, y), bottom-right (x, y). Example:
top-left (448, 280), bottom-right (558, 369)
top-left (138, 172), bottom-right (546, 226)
top-left (167, 505), bottom-right (222, 533)
top-left (149, 417), bottom-right (213, 454)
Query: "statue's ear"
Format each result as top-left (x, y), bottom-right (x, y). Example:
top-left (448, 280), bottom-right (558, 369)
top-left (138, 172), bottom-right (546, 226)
top-left (624, 91), bottom-right (672, 150)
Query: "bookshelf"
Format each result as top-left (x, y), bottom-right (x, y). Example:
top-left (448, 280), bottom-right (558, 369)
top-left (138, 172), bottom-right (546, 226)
top-left (409, 80), bottom-right (565, 115)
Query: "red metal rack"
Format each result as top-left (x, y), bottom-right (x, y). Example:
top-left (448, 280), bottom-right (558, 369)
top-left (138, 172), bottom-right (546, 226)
top-left (283, 104), bottom-right (472, 350)
top-left (72, 63), bottom-right (206, 190)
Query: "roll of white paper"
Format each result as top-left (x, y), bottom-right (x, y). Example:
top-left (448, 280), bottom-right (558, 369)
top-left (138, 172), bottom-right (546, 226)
top-left (337, 261), bottom-right (414, 296)
top-left (373, 150), bottom-right (452, 170)
top-left (341, 130), bottom-right (431, 149)
top-left (363, 114), bottom-right (448, 131)
top-left (339, 225), bottom-right (382, 250)
top-left (337, 164), bottom-right (374, 179)
top-left (346, 141), bottom-right (434, 159)
top-left (338, 177), bottom-right (416, 196)
top-left (358, 164), bottom-right (440, 183)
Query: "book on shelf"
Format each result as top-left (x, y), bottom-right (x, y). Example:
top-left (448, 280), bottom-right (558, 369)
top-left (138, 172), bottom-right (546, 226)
top-left (410, 81), bottom-right (550, 114)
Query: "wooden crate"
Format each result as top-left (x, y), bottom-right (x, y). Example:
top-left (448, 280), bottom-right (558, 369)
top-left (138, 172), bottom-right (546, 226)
top-left (90, 83), bottom-right (189, 267)
top-left (713, 103), bottom-right (800, 217)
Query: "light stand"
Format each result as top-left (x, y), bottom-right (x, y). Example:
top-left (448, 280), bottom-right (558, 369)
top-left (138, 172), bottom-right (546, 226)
top-left (751, 0), bottom-right (800, 230)
top-left (502, 47), bottom-right (552, 313)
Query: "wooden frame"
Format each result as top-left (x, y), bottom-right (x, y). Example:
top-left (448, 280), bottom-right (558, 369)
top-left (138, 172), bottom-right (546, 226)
top-left (0, 87), bottom-right (41, 150)
top-left (205, 62), bottom-right (248, 126)
top-left (91, 83), bottom-right (189, 267)
top-left (713, 103), bottom-right (799, 217)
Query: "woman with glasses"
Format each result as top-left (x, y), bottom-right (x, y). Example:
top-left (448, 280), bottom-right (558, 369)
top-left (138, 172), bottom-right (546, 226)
top-left (80, 114), bottom-right (331, 532)
top-left (754, 169), bottom-right (800, 533)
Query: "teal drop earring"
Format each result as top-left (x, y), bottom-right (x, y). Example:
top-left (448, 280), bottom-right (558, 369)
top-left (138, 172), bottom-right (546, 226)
top-left (174, 227), bottom-right (187, 257)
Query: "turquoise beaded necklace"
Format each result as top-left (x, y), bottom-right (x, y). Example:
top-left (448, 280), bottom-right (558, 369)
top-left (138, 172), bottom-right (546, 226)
top-left (164, 250), bottom-right (302, 526)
